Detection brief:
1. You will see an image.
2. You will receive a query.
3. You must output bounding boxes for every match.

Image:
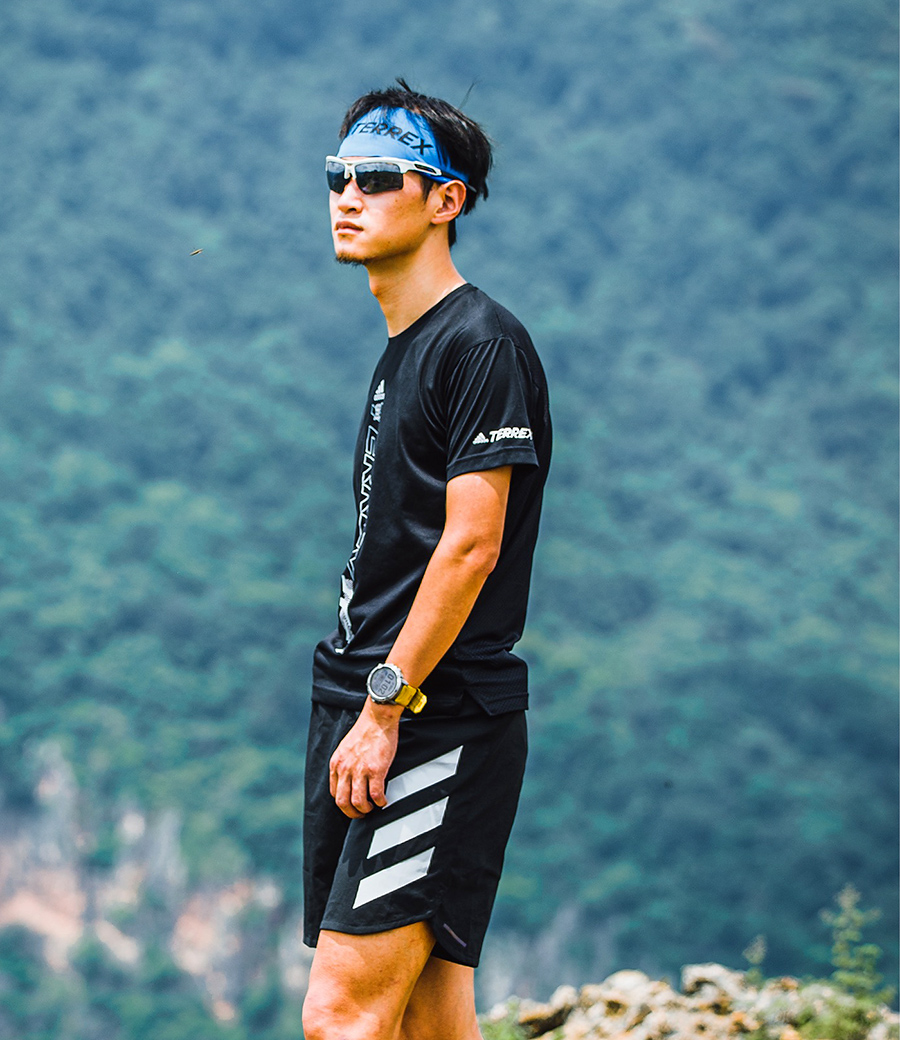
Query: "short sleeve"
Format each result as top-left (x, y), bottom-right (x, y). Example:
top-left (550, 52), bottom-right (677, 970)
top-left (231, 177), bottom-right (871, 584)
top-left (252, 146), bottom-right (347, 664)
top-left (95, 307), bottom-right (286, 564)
top-left (441, 337), bottom-right (539, 479)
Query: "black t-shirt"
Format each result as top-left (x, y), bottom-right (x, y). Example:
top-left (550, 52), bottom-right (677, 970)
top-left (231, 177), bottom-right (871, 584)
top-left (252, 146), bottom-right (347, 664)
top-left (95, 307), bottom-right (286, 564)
top-left (312, 284), bottom-right (551, 715)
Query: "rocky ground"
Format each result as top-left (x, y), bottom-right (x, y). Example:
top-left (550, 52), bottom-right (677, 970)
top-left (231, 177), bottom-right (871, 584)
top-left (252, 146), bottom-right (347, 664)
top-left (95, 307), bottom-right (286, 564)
top-left (486, 963), bottom-right (900, 1040)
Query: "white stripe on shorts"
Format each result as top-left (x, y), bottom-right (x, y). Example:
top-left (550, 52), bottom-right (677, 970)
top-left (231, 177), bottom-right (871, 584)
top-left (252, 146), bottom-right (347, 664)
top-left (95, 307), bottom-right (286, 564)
top-left (368, 797), bottom-right (449, 858)
top-left (353, 848), bottom-right (434, 909)
top-left (385, 746), bottom-right (462, 805)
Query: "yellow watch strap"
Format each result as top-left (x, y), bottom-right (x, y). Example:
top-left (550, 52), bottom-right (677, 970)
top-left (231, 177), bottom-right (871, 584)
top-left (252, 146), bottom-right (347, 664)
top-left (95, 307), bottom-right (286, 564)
top-left (394, 683), bottom-right (427, 714)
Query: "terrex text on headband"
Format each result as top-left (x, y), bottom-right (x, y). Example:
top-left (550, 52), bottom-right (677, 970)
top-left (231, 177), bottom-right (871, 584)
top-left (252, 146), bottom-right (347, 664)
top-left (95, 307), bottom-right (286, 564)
top-left (334, 107), bottom-right (469, 187)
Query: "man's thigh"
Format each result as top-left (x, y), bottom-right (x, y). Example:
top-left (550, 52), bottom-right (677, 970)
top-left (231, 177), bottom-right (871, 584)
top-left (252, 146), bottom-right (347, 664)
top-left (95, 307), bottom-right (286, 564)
top-left (303, 922), bottom-right (435, 1040)
top-left (401, 957), bottom-right (481, 1040)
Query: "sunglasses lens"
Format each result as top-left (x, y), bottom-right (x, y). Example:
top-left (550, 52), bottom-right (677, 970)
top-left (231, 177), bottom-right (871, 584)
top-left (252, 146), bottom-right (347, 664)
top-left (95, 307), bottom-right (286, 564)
top-left (326, 161), bottom-right (350, 193)
top-left (355, 162), bottom-right (404, 194)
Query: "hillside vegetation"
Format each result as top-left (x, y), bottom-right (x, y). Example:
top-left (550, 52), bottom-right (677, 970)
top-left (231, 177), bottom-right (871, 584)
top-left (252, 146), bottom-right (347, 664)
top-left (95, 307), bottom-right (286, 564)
top-left (0, 0), bottom-right (896, 1028)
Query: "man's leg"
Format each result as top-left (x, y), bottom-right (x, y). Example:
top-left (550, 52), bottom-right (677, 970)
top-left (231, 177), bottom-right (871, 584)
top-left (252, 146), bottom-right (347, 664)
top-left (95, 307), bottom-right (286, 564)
top-left (302, 922), bottom-right (435, 1040)
top-left (400, 957), bottom-right (482, 1040)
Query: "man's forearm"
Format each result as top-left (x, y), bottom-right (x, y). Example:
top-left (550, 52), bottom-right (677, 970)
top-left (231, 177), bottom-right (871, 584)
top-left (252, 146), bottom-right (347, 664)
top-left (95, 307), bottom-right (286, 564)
top-left (385, 465), bottom-right (512, 689)
top-left (332, 537), bottom-right (493, 814)
top-left (385, 531), bottom-right (498, 688)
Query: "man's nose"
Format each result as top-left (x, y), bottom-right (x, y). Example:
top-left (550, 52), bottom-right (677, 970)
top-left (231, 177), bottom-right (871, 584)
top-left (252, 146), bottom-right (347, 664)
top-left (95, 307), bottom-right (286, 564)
top-left (336, 178), bottom-right (365, 210)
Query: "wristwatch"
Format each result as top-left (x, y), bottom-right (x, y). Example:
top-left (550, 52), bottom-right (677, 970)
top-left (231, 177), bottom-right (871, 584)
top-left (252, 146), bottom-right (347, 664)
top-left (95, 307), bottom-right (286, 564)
top-left (366, 663), bottom-right (427, 714)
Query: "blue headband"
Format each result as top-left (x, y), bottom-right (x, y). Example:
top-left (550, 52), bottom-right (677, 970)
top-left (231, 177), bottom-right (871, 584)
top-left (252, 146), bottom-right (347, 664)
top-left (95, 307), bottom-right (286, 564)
top-left (337, 107), bottom-right (469, 187)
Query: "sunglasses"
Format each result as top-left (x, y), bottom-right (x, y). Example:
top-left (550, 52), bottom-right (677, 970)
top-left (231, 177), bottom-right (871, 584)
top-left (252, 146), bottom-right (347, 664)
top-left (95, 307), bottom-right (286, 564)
top-left (325, 155), bottom-right (446, 195)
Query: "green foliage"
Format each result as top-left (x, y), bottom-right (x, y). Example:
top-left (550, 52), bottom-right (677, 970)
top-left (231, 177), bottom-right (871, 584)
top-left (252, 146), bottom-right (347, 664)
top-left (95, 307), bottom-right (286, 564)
top-left (743, 935), bottom-right (767, 991)
top-left (0, 926), bottom-right (224, 1040)
top-left (821, 885), bottom-right (895, 1006)
top-left (481, 1007), bottom-right (529, 1040)
top-left (0, 927), bottom-right (69, 1040)
top-left (793, 998), bottom-right (896, 1040)
top-left (0, 924), bottom-right (305, 1040)
top-left (747, 888), bottom-right (898, 1040)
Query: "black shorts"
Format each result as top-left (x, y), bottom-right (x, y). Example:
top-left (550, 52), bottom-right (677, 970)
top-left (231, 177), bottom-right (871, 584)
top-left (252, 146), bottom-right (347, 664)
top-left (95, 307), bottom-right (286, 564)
top-left (302, 694), bottom-right (527, 967)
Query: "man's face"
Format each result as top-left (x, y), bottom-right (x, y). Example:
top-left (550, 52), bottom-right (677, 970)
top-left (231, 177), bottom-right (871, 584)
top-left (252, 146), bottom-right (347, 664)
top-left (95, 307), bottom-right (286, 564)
top-left (329, 158), bottom-right (438, 267)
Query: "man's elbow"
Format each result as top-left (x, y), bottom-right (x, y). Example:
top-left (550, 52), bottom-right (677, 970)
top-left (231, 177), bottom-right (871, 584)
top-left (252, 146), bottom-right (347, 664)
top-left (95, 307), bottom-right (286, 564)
top-left (448, 535), bottom-right (502, 577)
top-left (473, 541), bottom-right (502, 577)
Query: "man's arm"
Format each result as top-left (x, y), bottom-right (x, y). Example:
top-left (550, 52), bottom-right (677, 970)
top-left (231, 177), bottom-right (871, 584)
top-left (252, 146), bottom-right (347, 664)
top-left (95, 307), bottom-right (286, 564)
top-left (329, 465), bottom-right (512, 818)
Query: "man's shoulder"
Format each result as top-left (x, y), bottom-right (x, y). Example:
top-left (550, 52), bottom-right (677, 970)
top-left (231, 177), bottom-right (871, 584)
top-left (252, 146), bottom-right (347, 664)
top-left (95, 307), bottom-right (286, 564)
top-left (417, 286), bottom-right (536, 367)
top-left (451, 285), bottom-right (533, 347)
top-left (404, 286), bottom-right (546, 402)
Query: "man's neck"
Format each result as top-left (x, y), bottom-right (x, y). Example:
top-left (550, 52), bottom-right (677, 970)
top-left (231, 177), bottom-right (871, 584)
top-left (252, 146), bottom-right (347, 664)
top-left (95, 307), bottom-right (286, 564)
top-left (366, 239), bottom-right (467, 338)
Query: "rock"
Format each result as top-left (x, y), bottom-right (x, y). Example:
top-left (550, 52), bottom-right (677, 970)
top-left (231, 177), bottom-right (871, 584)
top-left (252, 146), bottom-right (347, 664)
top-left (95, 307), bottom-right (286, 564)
top-left (518, 984), bottom-right (578, 1037)
top-left (752, 976), bottom-right (809, 1027)
top-left (871, 1019), bottom-right (900, 1040)
top-left (681, 963), bottom-right (747, 1013)
top-left (600, 969), bottom-right (656, 995)
top-left (494, 962), bottom-right (900, 1040)
top-left (729, 1009), bottom-right (761, 1033)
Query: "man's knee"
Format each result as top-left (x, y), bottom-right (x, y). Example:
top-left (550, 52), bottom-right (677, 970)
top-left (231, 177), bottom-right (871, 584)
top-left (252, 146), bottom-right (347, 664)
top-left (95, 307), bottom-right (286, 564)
top-left (302, 982), bottom-right (386, 1040)
top-left (300, 991), bottom-right (329, 1040)
top-left (300, 985), bottom-right (335, 1040)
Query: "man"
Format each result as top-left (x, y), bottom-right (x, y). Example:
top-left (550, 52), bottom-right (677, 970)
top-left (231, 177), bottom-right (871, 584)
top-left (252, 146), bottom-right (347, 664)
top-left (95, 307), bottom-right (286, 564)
top-left (302, 81), bottom-right (551, 1040)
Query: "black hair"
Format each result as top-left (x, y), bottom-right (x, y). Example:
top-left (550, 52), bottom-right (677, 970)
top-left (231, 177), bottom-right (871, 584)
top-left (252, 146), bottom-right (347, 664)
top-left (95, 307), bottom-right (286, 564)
top-left (339, 78), bottom-right (492, 247)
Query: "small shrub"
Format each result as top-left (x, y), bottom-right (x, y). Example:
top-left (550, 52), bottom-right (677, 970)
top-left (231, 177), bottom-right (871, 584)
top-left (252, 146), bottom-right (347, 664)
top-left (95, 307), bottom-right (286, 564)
top-left (743, 934), bottom-right (767, 990)
top-left (481, 1004), bottom-right (528, 1040)
top-left (822, 885), bottom-right (894, 1006)
top-left (793, 885), bottom-right (897, 1040)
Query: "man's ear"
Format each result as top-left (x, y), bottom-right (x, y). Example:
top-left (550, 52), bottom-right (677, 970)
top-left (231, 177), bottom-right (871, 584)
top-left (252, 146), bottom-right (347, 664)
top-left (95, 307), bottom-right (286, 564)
top-left (430, 181), bottom-right (467, 225)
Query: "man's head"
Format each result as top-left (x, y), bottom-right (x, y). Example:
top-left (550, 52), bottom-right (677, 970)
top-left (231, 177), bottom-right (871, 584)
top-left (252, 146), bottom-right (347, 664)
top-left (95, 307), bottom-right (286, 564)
top-left (331, 79), bottom-right (492, 249)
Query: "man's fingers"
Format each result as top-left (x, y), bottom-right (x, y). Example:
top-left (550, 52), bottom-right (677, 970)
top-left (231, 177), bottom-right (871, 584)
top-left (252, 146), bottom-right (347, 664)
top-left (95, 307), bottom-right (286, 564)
top-left (334, 770), bottom-right (360, 818)
top-left (328, 718), bottom-right (396, 817)
top-left (369, 774), bottom-right (387, 808)
top-left (350, 772), bottom-right (374, 815)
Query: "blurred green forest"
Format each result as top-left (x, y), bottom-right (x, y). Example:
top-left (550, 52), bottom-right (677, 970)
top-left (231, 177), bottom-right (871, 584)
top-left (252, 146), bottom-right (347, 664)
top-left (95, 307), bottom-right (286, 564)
top-left (0, 0), bottom-right (897, 1029)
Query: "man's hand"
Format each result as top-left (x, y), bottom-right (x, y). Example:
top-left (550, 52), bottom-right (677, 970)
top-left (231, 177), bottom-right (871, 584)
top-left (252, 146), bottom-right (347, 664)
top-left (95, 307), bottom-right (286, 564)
top-left (329, 699), bottom-right (403, 818)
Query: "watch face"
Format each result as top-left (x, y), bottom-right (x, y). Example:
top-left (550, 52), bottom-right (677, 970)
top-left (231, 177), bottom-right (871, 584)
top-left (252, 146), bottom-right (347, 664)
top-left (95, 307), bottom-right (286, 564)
top-left (369, 665), bottom-right (401, 701)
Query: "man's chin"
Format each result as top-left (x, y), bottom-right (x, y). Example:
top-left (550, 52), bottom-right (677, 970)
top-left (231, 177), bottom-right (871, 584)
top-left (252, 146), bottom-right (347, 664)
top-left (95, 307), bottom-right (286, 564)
top-left (334, 252), bottom-right (367, 267)
top-left (333, 243), bottom-right (371, 267)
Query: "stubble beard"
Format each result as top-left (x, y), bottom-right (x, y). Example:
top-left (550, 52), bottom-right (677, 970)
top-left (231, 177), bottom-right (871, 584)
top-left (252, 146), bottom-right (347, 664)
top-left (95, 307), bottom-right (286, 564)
top-left (333, 240), bottom-right (370, 266)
